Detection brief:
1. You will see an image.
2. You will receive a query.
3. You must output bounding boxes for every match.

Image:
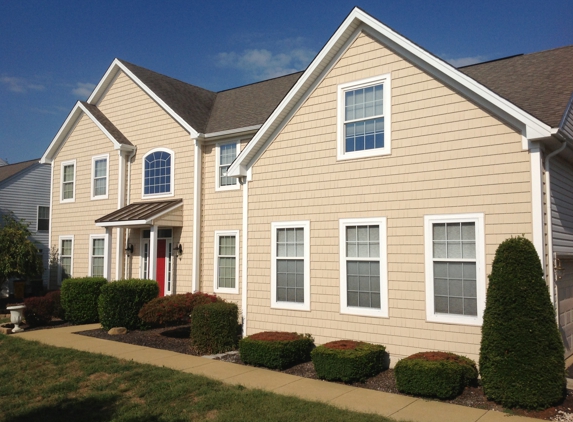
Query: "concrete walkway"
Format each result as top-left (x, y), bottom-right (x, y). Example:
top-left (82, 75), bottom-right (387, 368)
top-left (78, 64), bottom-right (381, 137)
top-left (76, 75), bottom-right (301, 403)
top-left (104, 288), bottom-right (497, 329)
top-left (14, 324), bottom-right (539, 422)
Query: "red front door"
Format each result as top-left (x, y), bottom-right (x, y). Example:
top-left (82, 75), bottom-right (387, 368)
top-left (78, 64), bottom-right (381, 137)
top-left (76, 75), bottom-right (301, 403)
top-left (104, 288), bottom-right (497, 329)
top-left (156, 239), bottom-right (166, 297)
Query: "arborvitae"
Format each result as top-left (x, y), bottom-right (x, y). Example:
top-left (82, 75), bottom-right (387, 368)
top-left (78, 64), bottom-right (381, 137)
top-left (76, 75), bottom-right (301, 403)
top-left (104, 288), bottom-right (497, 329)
top-left (479, 237), bottom-right (565, 409)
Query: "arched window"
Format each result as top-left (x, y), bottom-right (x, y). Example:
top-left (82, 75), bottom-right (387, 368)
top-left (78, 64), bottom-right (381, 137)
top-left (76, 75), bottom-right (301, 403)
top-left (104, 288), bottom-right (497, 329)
top-left (143, 149), bottom-right (173, 196)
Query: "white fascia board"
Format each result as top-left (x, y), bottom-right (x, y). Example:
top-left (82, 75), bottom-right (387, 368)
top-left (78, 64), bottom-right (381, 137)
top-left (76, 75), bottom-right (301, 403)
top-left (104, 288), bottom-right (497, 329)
top-left (228, 7), bottom-right (552, 176)
top-left (96, 220), bottom-right (147, 227)
top-left (78, 102), bottom-right (134, 152)
top-left (204, 125), bottom-right (261, 140)
top-left (89, 59), bottom-right (199, 138)
top-left (40, 102), bottom-right (83, 164)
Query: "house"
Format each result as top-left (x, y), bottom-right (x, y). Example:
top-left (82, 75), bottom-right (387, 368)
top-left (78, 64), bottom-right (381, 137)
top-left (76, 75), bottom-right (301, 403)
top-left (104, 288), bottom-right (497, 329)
top-left (40, 8), bottom-right (573, 364)
top-left (0, 158), bottom-right (51, 290)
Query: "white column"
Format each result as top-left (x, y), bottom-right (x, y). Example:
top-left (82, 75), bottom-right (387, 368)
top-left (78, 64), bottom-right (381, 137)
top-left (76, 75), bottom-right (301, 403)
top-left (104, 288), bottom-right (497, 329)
top-left (149, 225), bottom-right (157, 281)
top-left (192, 136), bottom-right (203, 292)
top-left (104, 227), bottom-right (112, 281)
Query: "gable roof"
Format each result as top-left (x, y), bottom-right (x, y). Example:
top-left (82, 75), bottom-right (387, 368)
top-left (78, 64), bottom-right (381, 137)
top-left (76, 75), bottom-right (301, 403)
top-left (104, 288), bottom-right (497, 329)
top-left (80, 102), bottom-right (132, 146)
top-left (0, 158), bottom-right (39, 184)
top-left (460, 46), bottom-right (573, 128)
top-left (228, 7), bottom-right (563, 177)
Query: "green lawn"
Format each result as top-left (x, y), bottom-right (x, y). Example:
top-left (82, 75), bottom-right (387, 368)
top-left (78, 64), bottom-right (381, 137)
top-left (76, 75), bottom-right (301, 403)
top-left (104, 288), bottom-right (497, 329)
top-left (0, 335), bottom-right (393, 422)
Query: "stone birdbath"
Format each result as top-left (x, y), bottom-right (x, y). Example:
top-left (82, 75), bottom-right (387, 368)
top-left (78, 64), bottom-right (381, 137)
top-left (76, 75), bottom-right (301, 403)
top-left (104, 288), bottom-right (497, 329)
top-left (6, 305), bottom-right (26, 333)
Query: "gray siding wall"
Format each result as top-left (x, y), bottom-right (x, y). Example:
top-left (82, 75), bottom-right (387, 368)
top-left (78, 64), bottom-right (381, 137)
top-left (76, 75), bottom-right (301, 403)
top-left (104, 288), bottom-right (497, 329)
top-left (561, 102), bottom-right (573, 141)
top-left (551, 156), bottom-right (573, 255)
top-left (0, 163), bottom-right (51, 284)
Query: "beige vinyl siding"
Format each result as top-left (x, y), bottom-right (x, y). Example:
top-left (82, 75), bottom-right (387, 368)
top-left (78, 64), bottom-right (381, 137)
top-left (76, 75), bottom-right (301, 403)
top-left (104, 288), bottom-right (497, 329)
top-left (97, 71), bottom-right (195, 292)
top-left (51, 114), bottom-right (119, 279)
top-left (200, 140), bottom-right (246, 307)
top-left (246, 32), bottom-right (532, 362)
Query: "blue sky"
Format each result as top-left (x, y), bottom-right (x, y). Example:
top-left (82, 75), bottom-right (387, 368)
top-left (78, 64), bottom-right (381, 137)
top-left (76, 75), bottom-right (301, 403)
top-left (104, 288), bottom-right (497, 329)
top-left (1, 0), bottom-right (571, 164)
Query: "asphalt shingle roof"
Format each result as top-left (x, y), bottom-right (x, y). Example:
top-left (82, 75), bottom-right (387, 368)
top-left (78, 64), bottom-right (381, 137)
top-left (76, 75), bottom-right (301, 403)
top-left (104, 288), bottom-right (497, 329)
top-left (0, 159), bottom-right (39, 184)
top-left (81, 102), bottom-right (133, 146)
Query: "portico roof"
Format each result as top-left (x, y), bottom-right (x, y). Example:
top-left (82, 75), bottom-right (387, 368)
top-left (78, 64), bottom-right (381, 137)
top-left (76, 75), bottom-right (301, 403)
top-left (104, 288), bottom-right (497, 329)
top-left (95, 199), bottom-right (183, 227)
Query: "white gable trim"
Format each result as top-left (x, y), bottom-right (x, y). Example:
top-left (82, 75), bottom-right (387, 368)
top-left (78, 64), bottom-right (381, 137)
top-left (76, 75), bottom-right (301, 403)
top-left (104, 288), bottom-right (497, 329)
top-left (228, 7), bottom-right (553, 177)
top-left (88, 59), bottom-right (200, 138)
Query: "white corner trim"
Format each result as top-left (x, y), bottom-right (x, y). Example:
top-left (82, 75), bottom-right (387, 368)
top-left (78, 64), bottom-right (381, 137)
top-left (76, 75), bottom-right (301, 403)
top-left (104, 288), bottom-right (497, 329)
top-left (48, 163), bottom-right (54, 254)
top-left (90, 154), bottom-right (110, 200)
top-left (339, 217), bottom-right (389, 318)
top-left (141, 147), bottom-right (175, 199)
top-left (60, 159), bottom-right (76, 203)
top-left (213, 230), bottom-right (240, 295)
top-left (192, 137), bottom-right (202, 292)
top-left (270, 220), bottom-right (311, 311)
top-left (241, 179), bottom-right (248, 335)
top-left (215, 141), bottom-right (241, 191)
top-left (529, 146), bottom-right (545, 267)
top-left (423, 213), bottom-right (486, 326)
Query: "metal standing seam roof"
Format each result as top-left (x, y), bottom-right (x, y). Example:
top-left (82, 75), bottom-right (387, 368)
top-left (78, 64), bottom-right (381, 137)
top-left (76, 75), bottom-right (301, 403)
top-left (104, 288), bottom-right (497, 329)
top-left (81, 102), bottom-right (133, 146)
top-left (95, 199), bottom-right (183, 224)
top-left (0, 158), bottom-right (40, 184)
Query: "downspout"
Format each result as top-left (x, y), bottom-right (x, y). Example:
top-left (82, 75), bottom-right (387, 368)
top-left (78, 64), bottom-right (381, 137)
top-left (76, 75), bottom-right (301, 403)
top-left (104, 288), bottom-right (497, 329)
top-left (192, 136), bottom-right (203, 292)
top-left (241, 176), bottom-right (248, 336)
top-left (544, 141), bottom-right (568, 309)
top-left (124, 147), bottom-right (136, 279)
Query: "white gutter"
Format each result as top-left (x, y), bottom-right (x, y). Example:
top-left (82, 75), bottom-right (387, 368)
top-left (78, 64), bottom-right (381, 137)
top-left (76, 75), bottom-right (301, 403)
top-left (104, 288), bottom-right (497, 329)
top-left (204, 125), bottom-right (261, 139)
top-left (241, 177), bottom-right (248, 336)
top-left (544, 141), bottom-right (569, 309)
top-left (192, 136), bottom-right (203, 292)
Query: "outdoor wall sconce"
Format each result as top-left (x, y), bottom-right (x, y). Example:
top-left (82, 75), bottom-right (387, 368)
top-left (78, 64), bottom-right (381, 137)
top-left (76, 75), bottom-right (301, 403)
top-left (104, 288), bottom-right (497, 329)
top-left (555, 257), bottom-right (565, 281)
top-left (176, 244), bottom-right (183, 257)
top-left (125, 243), bottom-right (134, 255)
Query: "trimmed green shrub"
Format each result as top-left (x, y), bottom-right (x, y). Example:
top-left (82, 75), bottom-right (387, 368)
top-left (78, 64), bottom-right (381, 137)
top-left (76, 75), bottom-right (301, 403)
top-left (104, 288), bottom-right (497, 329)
top-left (311, 340), bottom-right (386, 383)
top-left (23, 296), bottom-right (53, 327)
top-left (480, 236), bottom-right (565, 409)
top-left (60, 277), bottom-right (107, 324)
top-left (190, 302), bottom-right (239, 355)
top-left (240, 332), bottom-right (314, 370)
top-left (395, 352), bottom-right (478, 399)
top-left (46, 290), bottom-right (65, 319)
top-left (138, 292), bottom-right (219, 326)
top-left (98, 279), bottom-right (158, 330)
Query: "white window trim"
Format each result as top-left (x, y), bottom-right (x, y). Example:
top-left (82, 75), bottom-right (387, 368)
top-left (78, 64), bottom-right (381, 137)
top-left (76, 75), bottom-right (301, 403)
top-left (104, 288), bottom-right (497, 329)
top-left (215, 141), bottom-right (240, 191)
top-left (337, 74), bottom-right (392, 161)
top-left (58, 235), bottom-right (74, 283)
top-left (424, 213), bottom-right (486, 326)
top-left (271, 221), bottom-right (311, 311)
top-left (88, 234), bottom-right (107, 277)
top-left (142, 147), bottom-right (175, 199)
top-left (91, 154), bottom-right (109, 200)
top-left (214, 230), bottom-right (240, 294)
top-left (36, 205), bottom-right (49, 233)
top-left (60, 159), bottom-right (76, 203)
top-left (339, 217), bottom-right (388, 318)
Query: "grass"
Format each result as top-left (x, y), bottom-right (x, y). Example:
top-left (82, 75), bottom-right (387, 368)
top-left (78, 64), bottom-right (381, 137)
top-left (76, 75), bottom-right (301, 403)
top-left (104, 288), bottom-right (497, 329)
top-left (0, 335), bottom-right (394, 422)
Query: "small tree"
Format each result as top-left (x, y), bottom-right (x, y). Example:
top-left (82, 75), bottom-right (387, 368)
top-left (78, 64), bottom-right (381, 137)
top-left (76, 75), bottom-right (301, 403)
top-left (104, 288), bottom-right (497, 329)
top-left (0, 213), bottom-right (43, 287)
top-left (480, 236), bottom-right (565, 409)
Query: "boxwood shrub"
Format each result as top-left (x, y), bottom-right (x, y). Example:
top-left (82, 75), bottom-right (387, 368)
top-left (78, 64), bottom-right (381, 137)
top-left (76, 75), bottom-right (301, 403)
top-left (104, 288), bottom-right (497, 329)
top-left (98, 279), bottom-right (158, 330)
top-left (138, 292), bottom-right (219, 326)
top-left (190, 301), bottom-right (239, 355)
top-left (240, 331), bottom-right (314, 370)
top-left (60, 277), bottom-right (107, 324)
top-left (394, 352), bottom-right (478, 399)
top-left (311, 340), bottom-right (387, 383)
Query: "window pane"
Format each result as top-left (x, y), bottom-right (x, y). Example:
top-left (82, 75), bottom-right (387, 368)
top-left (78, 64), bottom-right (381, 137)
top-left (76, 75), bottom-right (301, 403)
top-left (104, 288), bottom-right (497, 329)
top-left (347, 260), bottom-right (380, 309)
top-left (276, 258), bottom-right (304, 303)
top-left (94, 159), bottom-right (107, 177)
top-left (433, 224), bottom-right (446, 241)
top-left (434, 260), bottom-right (478, 316)
top-left (461, 223), bottom-right (475, 240)
top-left (94, 178), bottom-right (106, 196)
top-left (39, 206), bottom-right (50, 219)
top-left (63, 165), bottom-right (74, 182)
top-left (462, 242), bottom-right (476, 259)
top-left (433, 242), bottom-right (447, 258)
top-left (61, 239), bottom-right (72, 256)
top-left (92, 257), bottom-right (104, 278)
top-left (144, 151), bottom-right (171, 194)
top-left (92, 239), bottom-right (104, 256)
top-left (447, 223), bottom-right (461, 240)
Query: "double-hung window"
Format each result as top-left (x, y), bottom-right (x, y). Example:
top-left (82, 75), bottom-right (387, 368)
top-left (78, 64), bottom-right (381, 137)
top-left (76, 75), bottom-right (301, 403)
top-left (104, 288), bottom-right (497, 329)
top-left (90, 235), bottom-right (106, 278)
top-left (216, 142), bottom-right (239, 191)
top-left (37, 206), bottom-right (49, 232)
top-left (339, 218), bottom-right (388, 317)
top-left (61, 160), bottom-right (76, 202)
top-left (424, 214), bottom-right (485, 325)
top-left (143, 148), bottom-right (174, 197)
top-left (337, 74), bottom-right (391, 160)
top-left (214, 231), bottom-right (239, 294)
top-left (271, 221), bottom-right (310, 311)
top-left (91, 154), bottom-right (109, 199)
top-left (59, 235), bottom-right (74, 282)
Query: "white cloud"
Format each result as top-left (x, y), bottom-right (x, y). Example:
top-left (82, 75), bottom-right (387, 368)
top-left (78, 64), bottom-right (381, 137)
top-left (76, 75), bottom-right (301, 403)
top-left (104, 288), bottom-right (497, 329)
top-left (445, 56), bottom-right (487, 67)
top-left (72, 82), bottom-right (96, 98)
top-left (0, 76), bottom-right (45, 93)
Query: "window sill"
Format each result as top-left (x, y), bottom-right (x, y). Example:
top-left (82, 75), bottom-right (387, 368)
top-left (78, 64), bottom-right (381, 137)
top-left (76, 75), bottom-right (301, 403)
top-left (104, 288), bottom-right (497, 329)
top-left (271, 302), bottom-right (310, 312)
top-left (337, 148), bottom-right (391, 161)
top-left (340, 306), bottom-right (388, 318)
top-left (426, 313), bottom-right (483, 326)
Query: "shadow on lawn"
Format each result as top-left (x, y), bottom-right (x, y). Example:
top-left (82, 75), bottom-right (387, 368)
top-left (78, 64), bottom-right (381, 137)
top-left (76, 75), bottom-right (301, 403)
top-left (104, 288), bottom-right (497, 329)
top-left (3, 395), bottom-right (168, 422)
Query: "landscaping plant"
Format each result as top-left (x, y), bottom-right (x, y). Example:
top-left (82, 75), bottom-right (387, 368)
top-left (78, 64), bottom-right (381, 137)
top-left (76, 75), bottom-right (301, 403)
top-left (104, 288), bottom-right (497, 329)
top-left (23, 296), bottom-right (53, 327)
top-left (45, 290), bottom-right (65, 319)
top-left (190, 301), bottom-right (239, 355)
top-left (98, 279), bottom-right (158, 330)
top-left (60, 277), bottom-right (107, 324)
top-left (479, 236), bottom-right (565, 409)
top-left (394, 351), bottom-right (477, 399)
top-left (311, 340), bottom-right (386, 383)
top-left (138, 292), bottom-right (219, 326)
top-left (240, 331), bottom-right (314, 370)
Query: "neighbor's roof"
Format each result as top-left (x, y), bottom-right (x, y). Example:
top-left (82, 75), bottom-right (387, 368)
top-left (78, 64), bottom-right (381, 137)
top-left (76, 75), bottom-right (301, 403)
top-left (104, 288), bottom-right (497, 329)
top-left (460, 45), bottom-right (573, 128)
top-left (0, 158), bottom-right (39, 184)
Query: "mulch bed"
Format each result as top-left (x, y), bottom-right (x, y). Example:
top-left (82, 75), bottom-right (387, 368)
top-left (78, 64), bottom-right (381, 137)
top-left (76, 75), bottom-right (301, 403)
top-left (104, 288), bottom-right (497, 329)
top-left (13, 320), bottom-right (573, 421)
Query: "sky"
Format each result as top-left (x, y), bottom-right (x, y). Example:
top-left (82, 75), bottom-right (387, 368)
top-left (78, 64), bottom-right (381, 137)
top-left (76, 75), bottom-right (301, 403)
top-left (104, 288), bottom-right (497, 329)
top-left (1, 0), bottom-right (572, 164)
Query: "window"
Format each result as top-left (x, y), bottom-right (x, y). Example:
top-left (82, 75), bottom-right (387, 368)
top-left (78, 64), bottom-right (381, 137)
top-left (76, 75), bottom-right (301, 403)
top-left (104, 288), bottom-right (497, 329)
top-left (59, 235), bottom-right (74, 283)
top-left (214, 230), bottom-right (239, 294)
top-left (90, 235), bottom-right (106, 277)
top-left (424, 214), bottom-right (485, 325)
top-left (339, 218), bottom-right (388, 317)
top-left (216, 142), bottom-right (240, 191)
top-left (143, 148), bottom-right (174, 197)
top-left (91, 154), bottom-right (109, 199)
top-left (61, 160), bottom-right (76, 202)
top-left (337, 74), bottom-right (391, 160)
top-left (271, 221), bottom-right (310, 311)
top-left (37, 206), bottom-right (49, 231)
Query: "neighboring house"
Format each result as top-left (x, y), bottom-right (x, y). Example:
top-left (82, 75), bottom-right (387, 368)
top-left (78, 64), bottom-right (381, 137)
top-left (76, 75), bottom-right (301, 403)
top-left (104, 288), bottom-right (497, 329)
top-left (40, 8), bottom-right (573, 364)
top-left (0, 158), bottom-right (51, 288)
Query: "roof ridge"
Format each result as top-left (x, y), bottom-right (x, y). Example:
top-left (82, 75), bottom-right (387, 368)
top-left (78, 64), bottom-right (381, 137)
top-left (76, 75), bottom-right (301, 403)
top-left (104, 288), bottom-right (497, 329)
top-left (216, 70), bottom-right (305, 93)
top-left (460, 44), bottom-right (573, 69)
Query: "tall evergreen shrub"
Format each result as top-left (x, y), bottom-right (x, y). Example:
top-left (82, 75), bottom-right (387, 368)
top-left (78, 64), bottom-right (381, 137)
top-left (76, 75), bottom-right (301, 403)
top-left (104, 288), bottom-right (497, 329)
top-left (480, 237), bottom-right (565, 409)
top-left (60, 277), bottom-right (107, 324)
